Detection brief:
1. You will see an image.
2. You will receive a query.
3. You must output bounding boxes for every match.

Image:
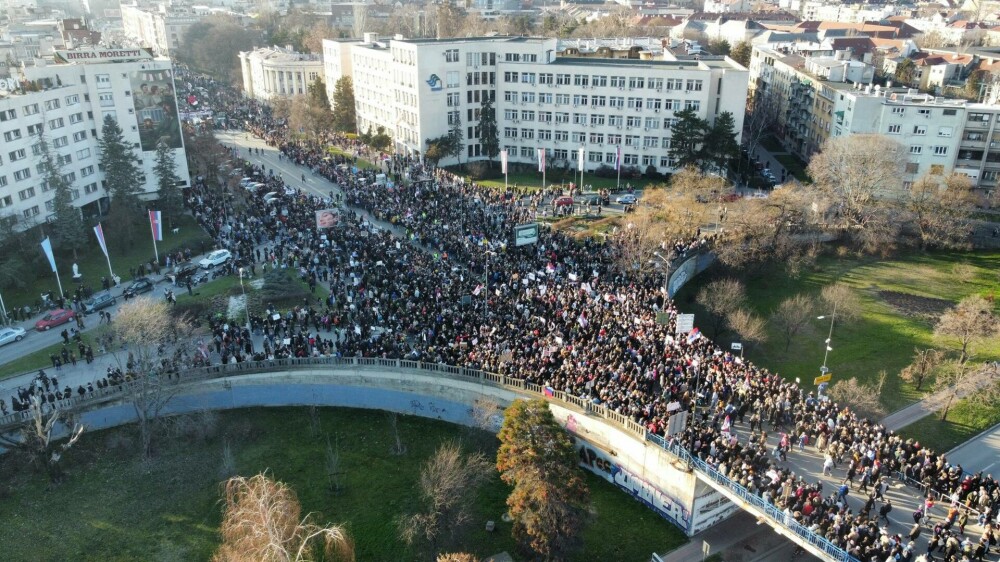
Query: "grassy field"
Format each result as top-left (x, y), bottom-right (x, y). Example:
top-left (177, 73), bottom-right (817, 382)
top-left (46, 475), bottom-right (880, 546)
top-left (0, 407), bottom-right (687, 562)
top-left (899, 400), bottom-right (1000, 452)
top-left (325, 146), bottom-right (378, 170)
top-left (775, 154), bottom-right (811, 183)
top-left (3, 214), bottom-right (212, 313)
top-left (0, 324), bottom-right (111, 381)
top-left (676, 251), bottom-right (1000, 414)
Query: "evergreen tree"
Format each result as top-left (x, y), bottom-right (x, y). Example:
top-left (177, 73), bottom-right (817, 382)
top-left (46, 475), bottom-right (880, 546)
top-left (668, 108), bottom-right (708, 170)
top-left (730, 41), bottom-right (752, 67)
top-left (479, 95), bottom-right (500, 167)
top-left (449, 113), bottom-right (464, 169)
top-left (39, 135), bottom-right (87, 260)
top-left (331, 76), bottom-right (357, 133)
top-left (153, 140), bottom-right (183, 229)
top-left (98, 115), bottom-right (144, 253)
top-left (703, 112), bottom-right (740, 174)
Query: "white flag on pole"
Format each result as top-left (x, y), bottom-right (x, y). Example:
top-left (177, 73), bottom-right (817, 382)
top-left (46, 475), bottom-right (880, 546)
top-left (500, 149), bottom-right (508, 174)
top-left (537, 148), bottom-right (546, 172)
top-left (578, 147), bottom-right (585, 172)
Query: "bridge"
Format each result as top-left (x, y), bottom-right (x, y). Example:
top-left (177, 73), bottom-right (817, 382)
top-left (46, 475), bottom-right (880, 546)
top-left (7, 356), bottom-right (977, 562)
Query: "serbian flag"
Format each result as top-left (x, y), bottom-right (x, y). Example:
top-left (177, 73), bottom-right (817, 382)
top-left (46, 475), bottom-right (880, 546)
top-left (686, 327), bottom-right (701, 345)
top-left (578, 147), bottom-right (585, 172)
top-left (537, 148), bottom-right (546, 172)
top-left (148, 210), bottom-right (163, 241)
top-left (473, 284), bottom-right (483, 296)
top-left (614, 145), bottom-right (622, 171)
top-left (93, 223), bottom-right (109, 259)
top-left (721, 415), bottom-right (732, 434)
top-left (500, 149), bottom-right (508, 174)
top-left (543, 386), bottom-right (555, 397)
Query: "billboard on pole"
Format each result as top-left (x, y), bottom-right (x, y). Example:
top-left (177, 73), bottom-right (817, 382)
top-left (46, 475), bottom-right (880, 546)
top-left (514, 223), bottom-right (539, 246)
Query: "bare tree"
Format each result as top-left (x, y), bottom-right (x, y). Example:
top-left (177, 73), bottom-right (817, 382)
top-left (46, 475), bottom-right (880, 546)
top-left (819, 283), bottom-right (862, 323)
top-left (325, 435), bottom-right (345, 495)
top-left (933, 295), bottom-right (999, 363)
top-left (743, 86), bottom-right (782, 159)
top-left (904, 173), bottom-right (976, 251)
top-left (927, 360), bottom-right (1000, 422)
top-left (771, 294), bottom-right (815, 351)
top-left (0, 396), bottom-right (84, 483)
top-left (727, 308), bottom-right (768, 350)
top-left (214, 473), bottom-right (355, 562)
top-left (807, 135), bottom-right (907, 254)
top-left (713, 186), bottom-right (818, 271)
top-left (110, 298), bottom-right (195, 460)
top-left (900, 348), bottom-right (945, 391)
top-left (608, 209), bottom-right (670, 278)
top-left (397, 441), bottom-right (493, 554)
top-left (696, 278), bottom-right (747, 339)
top-left (826, 377), bottom-right (886, 421)
top-left (437, 554), bottom-right (478, 562)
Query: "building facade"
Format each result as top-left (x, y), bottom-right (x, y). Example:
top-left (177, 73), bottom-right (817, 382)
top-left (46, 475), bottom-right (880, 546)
top-left (324, 36), bottom-right (749, 174)
top-left (239, 45), bottom-right (323, 101)
top-left (0, 48), bottom-right (189, 230)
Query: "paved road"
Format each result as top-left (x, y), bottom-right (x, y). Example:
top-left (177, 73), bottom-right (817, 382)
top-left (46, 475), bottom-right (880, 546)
top-left (948, 421), bottom-right (1000, 478)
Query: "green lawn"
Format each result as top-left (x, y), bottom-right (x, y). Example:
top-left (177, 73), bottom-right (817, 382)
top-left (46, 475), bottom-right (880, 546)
top-left (325, 146), bottom-right (378, 170)
top-left (3, 214), bottom-right (212, 313)
top-left (775, 154), bottom-right (812, 183)
top-left (0, 408), bottom-right (687, 562)
top-left (899, 402), bottom-right (1000, 452)
top-left (473, 170), bottom-right (656, 193)
top-left (761, 135), bottom-right (785, 153)
top-left (676, 250), bottom-right (1000, 413)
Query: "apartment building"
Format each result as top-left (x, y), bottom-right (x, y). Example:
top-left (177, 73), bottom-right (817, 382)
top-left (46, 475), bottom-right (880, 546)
top-left (0, 48), bottom-right (188, 230)
top-left (323, 35), bottom-right (748, 173)
top-left (239, 45), bottom-right (323, 102)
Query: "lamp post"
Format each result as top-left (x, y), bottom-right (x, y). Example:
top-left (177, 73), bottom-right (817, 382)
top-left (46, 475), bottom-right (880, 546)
top-left (816, 301), bottom-right (837, 394)
top-left (652, 251), bottom-right (671, 294)
top-left (238, 267), bottom-right (251, 332)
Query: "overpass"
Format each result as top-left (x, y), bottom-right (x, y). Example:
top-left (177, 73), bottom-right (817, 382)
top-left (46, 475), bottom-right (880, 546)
top-left (2, 357), bottom-right (871, 562)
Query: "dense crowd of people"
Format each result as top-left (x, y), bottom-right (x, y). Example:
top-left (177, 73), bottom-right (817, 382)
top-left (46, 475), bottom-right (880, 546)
top-left (3, 69), bottom-right (998, 562)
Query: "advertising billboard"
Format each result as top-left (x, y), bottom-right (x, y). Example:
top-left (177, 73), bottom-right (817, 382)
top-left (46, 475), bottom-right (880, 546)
top-left (129, 68), bottom-right (182, 151)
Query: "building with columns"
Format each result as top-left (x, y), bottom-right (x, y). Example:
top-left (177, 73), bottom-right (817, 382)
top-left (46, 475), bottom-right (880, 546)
top-left (238, 45), bottom-right (323, 101)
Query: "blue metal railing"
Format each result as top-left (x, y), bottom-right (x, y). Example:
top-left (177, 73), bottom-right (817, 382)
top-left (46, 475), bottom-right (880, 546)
top-left (646, 433), bottom-right (860, 562)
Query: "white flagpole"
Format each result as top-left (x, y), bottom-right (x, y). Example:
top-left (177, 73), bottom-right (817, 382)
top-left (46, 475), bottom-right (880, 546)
top-left (0, 289), bottom-right (8, 325)
top-left (616, 146), bottom-right (622, 192)
top-left (148, 210), bottom-right (160, 264)
top-left (54, 265), bottom-right (64, 300)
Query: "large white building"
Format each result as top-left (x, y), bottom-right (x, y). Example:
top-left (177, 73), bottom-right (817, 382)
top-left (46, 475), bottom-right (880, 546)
top-left (323, 36), bottom-right (749, 174)
top-left (0, 48), bottom-right (188, 230)
top-left (239, 45), bottom-right (323, 101)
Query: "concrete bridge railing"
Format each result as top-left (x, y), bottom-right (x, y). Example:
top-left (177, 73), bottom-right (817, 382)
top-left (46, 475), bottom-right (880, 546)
top-left (1, 356), bottom-right (857, 562)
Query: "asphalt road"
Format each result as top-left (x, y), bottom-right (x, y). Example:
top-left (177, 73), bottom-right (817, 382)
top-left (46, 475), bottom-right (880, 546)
top-left (948, 421), bottom-right (1000, 477)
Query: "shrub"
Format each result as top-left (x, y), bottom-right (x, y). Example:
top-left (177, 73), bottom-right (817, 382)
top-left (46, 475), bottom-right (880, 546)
top-left (464, 160), bottom-right (503, 181)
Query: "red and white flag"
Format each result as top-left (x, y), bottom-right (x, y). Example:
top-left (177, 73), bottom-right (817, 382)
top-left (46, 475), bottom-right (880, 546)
top-left (537, 148), bottom-right (546, 172)
top-left (148, 210), bottom-right (163, 241)
top-left (500, 149), bottom-right (508, 174)
top-left (93, 223), bottom-right (109, 259)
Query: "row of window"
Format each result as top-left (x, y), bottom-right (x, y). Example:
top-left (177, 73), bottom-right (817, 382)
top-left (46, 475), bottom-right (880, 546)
top-left (500, 73), bottom-right (702, 92)
top-left (496, 112), bottom-right (680, 130)
top-left (500, 128), bottom-right (673, 147)
top-left (908, 145), bottom-right (950, 156)
top-left (501, 91), bottom-right (699, 111)
top-left (887, 124), bottom-right (953, 137)
top-left (499, 145), bottom-right (673, 167)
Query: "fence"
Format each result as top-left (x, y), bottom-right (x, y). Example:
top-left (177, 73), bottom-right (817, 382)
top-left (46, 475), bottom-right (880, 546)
top-left (1, 356), bottom-right (859, 562)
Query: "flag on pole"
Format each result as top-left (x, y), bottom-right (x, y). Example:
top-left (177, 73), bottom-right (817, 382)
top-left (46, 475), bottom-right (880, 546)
top-left (614, 145), bottom-right (622, 171)
top-left (148, 210), bottom-right (163, 241)
top-left (686, 327), bottom-right (702, 345)
top-left (537, 148), bottom-right (546, 172)
top-left (578, 147), bottom-right (585, 172)
top-left (40, 237), bottom-right (57, 272)
top-left (721, 415), bottom-right (732, 434)
top-left (500, 149), bottom-right (508, 174)
top-left (93, 223), bottom-right (109, 259)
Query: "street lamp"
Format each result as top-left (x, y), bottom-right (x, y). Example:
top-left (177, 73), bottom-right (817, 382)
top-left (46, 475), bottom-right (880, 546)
top-left (816, 301), bottom-right (837, 393)
top-left (238, 267), bottom-right (251, 332)
top-left (652, 251), bottom-right (671, 293)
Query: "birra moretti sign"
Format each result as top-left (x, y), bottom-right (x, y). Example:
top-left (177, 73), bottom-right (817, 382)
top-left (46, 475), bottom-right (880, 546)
top-left (54, 48), bottom-right (152, 64)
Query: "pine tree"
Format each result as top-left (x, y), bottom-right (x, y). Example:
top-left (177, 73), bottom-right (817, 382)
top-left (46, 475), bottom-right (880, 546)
top-left (703, 111), bottom-right (740, 174)
top-left (39, 135), bottom-right (87, 260)
top-left (331, 76), bottom-right (357, 133)
top-left (153, 140), bottom-right (183, 229)
top-left (449, 113), bottom-right (464, 169)
top-left (479, 95), bottom-right (500, 167)
top-left (668, 107), bottom-right (708, 170)
top-left (98, 115), bottom-right (144, 253)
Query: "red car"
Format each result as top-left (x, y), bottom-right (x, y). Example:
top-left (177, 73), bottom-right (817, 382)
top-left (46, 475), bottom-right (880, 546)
top-left (554, 196), bottom-right (575, 207)
top-left (35, 308), bottom-right (76, 331)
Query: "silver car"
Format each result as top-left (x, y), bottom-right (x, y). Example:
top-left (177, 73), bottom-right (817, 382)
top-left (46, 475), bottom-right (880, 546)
top-left (0, 326), bottom-right (26, 346)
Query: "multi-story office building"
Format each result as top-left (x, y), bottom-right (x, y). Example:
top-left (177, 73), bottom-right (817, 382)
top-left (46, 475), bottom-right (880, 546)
top-left (239, 45), bottom-right (323, 101)
top-left (323, 36), bottom-right (749, 173)
top-left (0, 48), bottom-right (188, 230)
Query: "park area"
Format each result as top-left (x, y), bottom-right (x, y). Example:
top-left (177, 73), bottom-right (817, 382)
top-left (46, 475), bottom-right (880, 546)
top-left (0, 407), bottom-right (686, 562)
top-left (677, 249), bottom-right (1000, 452)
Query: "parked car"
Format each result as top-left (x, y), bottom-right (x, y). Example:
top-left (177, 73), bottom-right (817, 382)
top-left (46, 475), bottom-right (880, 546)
top-left (35, 308), bottom-right (76, 330)
top-left (199, 249), bottom-right (232, 269)
top-left (582, 196), bottom-right (602, 206)
top-left (168, 262), bottom-right (200, 284)
top-left (0, 326), bottom-right (26, 346)
top-left (553, 196), bottom-right (575, 207)
top-left (615, 194), bottom-right (638, 205)
top-left (83, 291), bottom-right (117, 314)
top-left (123, 277), bottom-right (155, 298)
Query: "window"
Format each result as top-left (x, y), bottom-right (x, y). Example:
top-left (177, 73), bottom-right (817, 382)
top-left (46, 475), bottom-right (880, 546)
top-left (446, 111), bottom-right (460, 126)
top-left (23, 206), bottom-right (39, 219)
top-left (23, 103), bottom-right (39, 115)
top-left (608, 116), bottom-right (623, 127)
top-left (538, 111), bottom-right (552, 123)
top-left (13, 169), bottom-right (31, 181)
top-left (84, 182), bottom-right (98, 194)
top-left (8, 148), bottom-right (26, 161)
top-left (504, 71), bottom-right (519, 83)
top-left (520, 129), bottom-right (534, 139)
top-left (521, 110), bottom-right (535, 121)
top-left (628, 77), bottom-right (644, 89)
top-left (592, 95), bottom-right (607, 107)
top-left (643, 155), bottom-right (656, 167)
top-left (647, 98), bottom-right (661, 111)
top-left (538, 129), bottom-right (552, 141)
top-left (573, 74), bottom-right (589, 87)
top-left (53, 136), bottom-right (68, 148)
top-left (572, 94), bottom-right (588, 106)
top-left (539, 73), bottom-right (553, 85)
top-left (626, 116), bottom-right (641, 128)
top-left (965, 131), bottom-right (985, 141)
top-left (643, 136), bottom-right (659, 148)
top-left (909, 145), bottom-right (922, 154)
top-left (0, 195), bottom-right (10, 208)
top-left (73, 131), bottom-right (87, 142)
top-left (648, 78), bottom-right (663, 90)
top-left (520, 147), bottom-right (533, 158)
top-left (609, 96), bottom-right (624, 109)
top-left (556, 74), bottom-right (571, 85)
top-left (48, 118), bottom-right (65, 130)
top-left (624, 135), bottom-right (639, 146)
top-left (3, 129), bottom-right (22, 141)
top-left (572, 113), bottom-right (586, 125)
top-left (504, 109), bottom-right (517, 120)
top-left (62, 172), bottom-right (76, 184)
top-left (887, 124), bottom-right (901, 134)
top-left (44, 99), bottom-right (61, 111)
top-left (521, 92), bottom-right (535, 103)
top-left (445, 49), bottom-right (459, 63)
top-left (891, 107), bottom-right (905, 115)
top-left (588, 151), bottom-right (603, 163)
top-left (592, 75), bottom-right (607, 87)
top-left (57, 154), bottom-right (72, 166)
top-left (932, 146), bottom-right (948, 156)
top-left (18, 187), bottom-right (35, 200)
top-left (96, 74), bottom-right (111, 87)
top-left (447, 92), bottom-right (460, 107)
top-left (32, 143), bottom-right (43, 156)
top-left (610, 76), bottom-right (626, 88)
top-left (572, 132), bottom-right (585, 143)
top-left (590, 114), bottom-right (605, 126)
top-left (608, 133), bottom-right (621, 145)
top-left (943, 109), bottom-right (957, 116)
top-left (938, 126), bottom-right (953, 137)
top-left (69, 113), bottom-right (83, 124)
top-left (555, 94), bottom-right (570, 105)
top-left (913, 125), bottom-right (927, 135)
top-left (983, 170), bottom-right (1000, 182)
top-left (554, 130), bottom-right (568, 141)
top-left (917, 109), bottom-right (931, 118)
top-left (65, 94), bottom-right (79, 105)
top-left (555, 112), bottom-right (569, 124)
top-left (0, 109), bottom-right (15, 121)
top-left (539, 93), bottom-right (552, 104)
top-left (930, 164), bottom-right (944, 175)
top-left (623, 153), bottom-right (638, 165)
top-left (968, 112), bottom-right (990, 122)
top-left (589, 133), bottom-right (605, 144)
top-left (685, 79), bottom-right (703, 91)
top-left (27, 123), bottom-right (43, 135)
top-left (665, 78), bottom-right (681, 91)
top-left (504, 127), bottom-right (517, 138)
top-left (684, 100), bottom-right (701, 111)
top-left (660, 156), bottom-right (674, 168)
